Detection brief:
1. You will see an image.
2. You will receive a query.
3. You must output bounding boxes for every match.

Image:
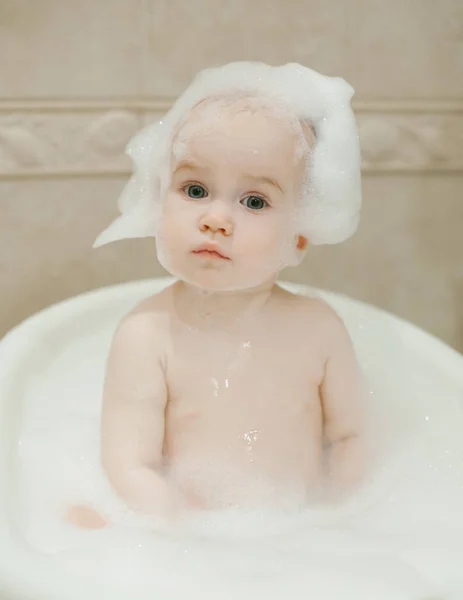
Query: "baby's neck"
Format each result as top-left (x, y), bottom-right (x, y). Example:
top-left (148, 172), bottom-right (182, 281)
top-left (172, 280), bottom-right (276, 329)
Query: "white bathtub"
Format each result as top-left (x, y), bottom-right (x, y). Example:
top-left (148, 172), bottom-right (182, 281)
top-left (1, 277), bottom-right (463, 600)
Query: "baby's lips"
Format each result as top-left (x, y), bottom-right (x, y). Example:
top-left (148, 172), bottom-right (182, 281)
top-left (192, 244), bottom-right (230, 260)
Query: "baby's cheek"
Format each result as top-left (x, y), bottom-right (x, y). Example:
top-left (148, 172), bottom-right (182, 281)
top-left (239, 227), bottom-right (288, 270)
top-left (262, 222), bottom-right (293, 258)
top-left (158, 205), bottom-right (187, 246)
top-left (156, 215), bottom-right (182, 266)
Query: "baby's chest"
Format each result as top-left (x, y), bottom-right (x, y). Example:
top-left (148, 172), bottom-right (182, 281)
top-left (165, 332), bottom-right (323, 418)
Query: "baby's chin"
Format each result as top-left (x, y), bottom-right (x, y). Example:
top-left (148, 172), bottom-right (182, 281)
top-left (159, 259), bottom-right (279, 292)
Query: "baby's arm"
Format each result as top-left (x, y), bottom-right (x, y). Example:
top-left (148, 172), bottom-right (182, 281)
top-left (100, 305), bottom-right (175, 517)
top-left (320, 310), bottom-right (366, 494)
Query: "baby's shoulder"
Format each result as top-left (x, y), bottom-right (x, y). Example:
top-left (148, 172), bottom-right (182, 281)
top-left (277, 287), bottom-right (346, 338)
top-left (112, 287), bottom-right (172, 351)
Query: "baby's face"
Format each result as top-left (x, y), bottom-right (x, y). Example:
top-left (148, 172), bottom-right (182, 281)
top-left (156, 103), bottom-right (307, 292)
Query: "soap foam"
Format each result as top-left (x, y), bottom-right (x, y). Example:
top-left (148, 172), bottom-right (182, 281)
top-left (11, 284), bottom-right (463, 600)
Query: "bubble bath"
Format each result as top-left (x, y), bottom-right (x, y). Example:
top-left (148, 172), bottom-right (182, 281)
top-left (1, 278), bottom-right (463, 600)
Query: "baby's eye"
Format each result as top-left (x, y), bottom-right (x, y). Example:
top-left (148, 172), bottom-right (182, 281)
top-left (241, 195), bottom-right (268, 211)
top-left (185, 184), bottom-right (208, 199)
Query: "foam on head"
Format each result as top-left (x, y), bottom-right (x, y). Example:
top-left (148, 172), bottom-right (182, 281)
top-left (93, 62), bottom-right (361, 248)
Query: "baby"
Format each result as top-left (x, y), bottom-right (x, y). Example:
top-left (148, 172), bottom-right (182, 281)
top-left (68, 62), bottom-right (365, 528)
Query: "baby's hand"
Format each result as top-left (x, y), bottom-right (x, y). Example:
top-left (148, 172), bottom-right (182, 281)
top-left (135, 486), bottom-right (205, 536)
top-left (67, 505), bottom-right (107, 530)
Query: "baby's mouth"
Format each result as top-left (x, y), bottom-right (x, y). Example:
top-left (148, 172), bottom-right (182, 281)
top-left (192, 244), bottom-right (230, 260)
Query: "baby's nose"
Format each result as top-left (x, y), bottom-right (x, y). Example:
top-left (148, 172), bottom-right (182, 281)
top-left (199, 208), bottom-right (233, 236)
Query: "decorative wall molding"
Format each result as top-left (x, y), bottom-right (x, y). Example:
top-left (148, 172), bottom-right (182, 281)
top-left (358, 112), bottom-right (463, 171)
top-left (0, 99), bottom-right (462, 177)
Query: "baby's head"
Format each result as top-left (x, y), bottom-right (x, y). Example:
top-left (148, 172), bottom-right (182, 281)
top-left (94, 62), bottom-right (362, 292)
top-left (156, 93), bottom-right (315, 291)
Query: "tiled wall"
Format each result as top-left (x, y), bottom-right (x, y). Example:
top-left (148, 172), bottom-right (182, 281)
top-left (1, 0), bottom-right (462, 349)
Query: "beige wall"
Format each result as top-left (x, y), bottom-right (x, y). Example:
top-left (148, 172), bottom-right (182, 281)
top-left (1, 0), bottom-right (462, 349)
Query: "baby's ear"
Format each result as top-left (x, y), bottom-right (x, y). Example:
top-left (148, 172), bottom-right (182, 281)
top-left (286, 235), bottom-right (309, 267)
top-left (297, 235), bottom-right (308, 252)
